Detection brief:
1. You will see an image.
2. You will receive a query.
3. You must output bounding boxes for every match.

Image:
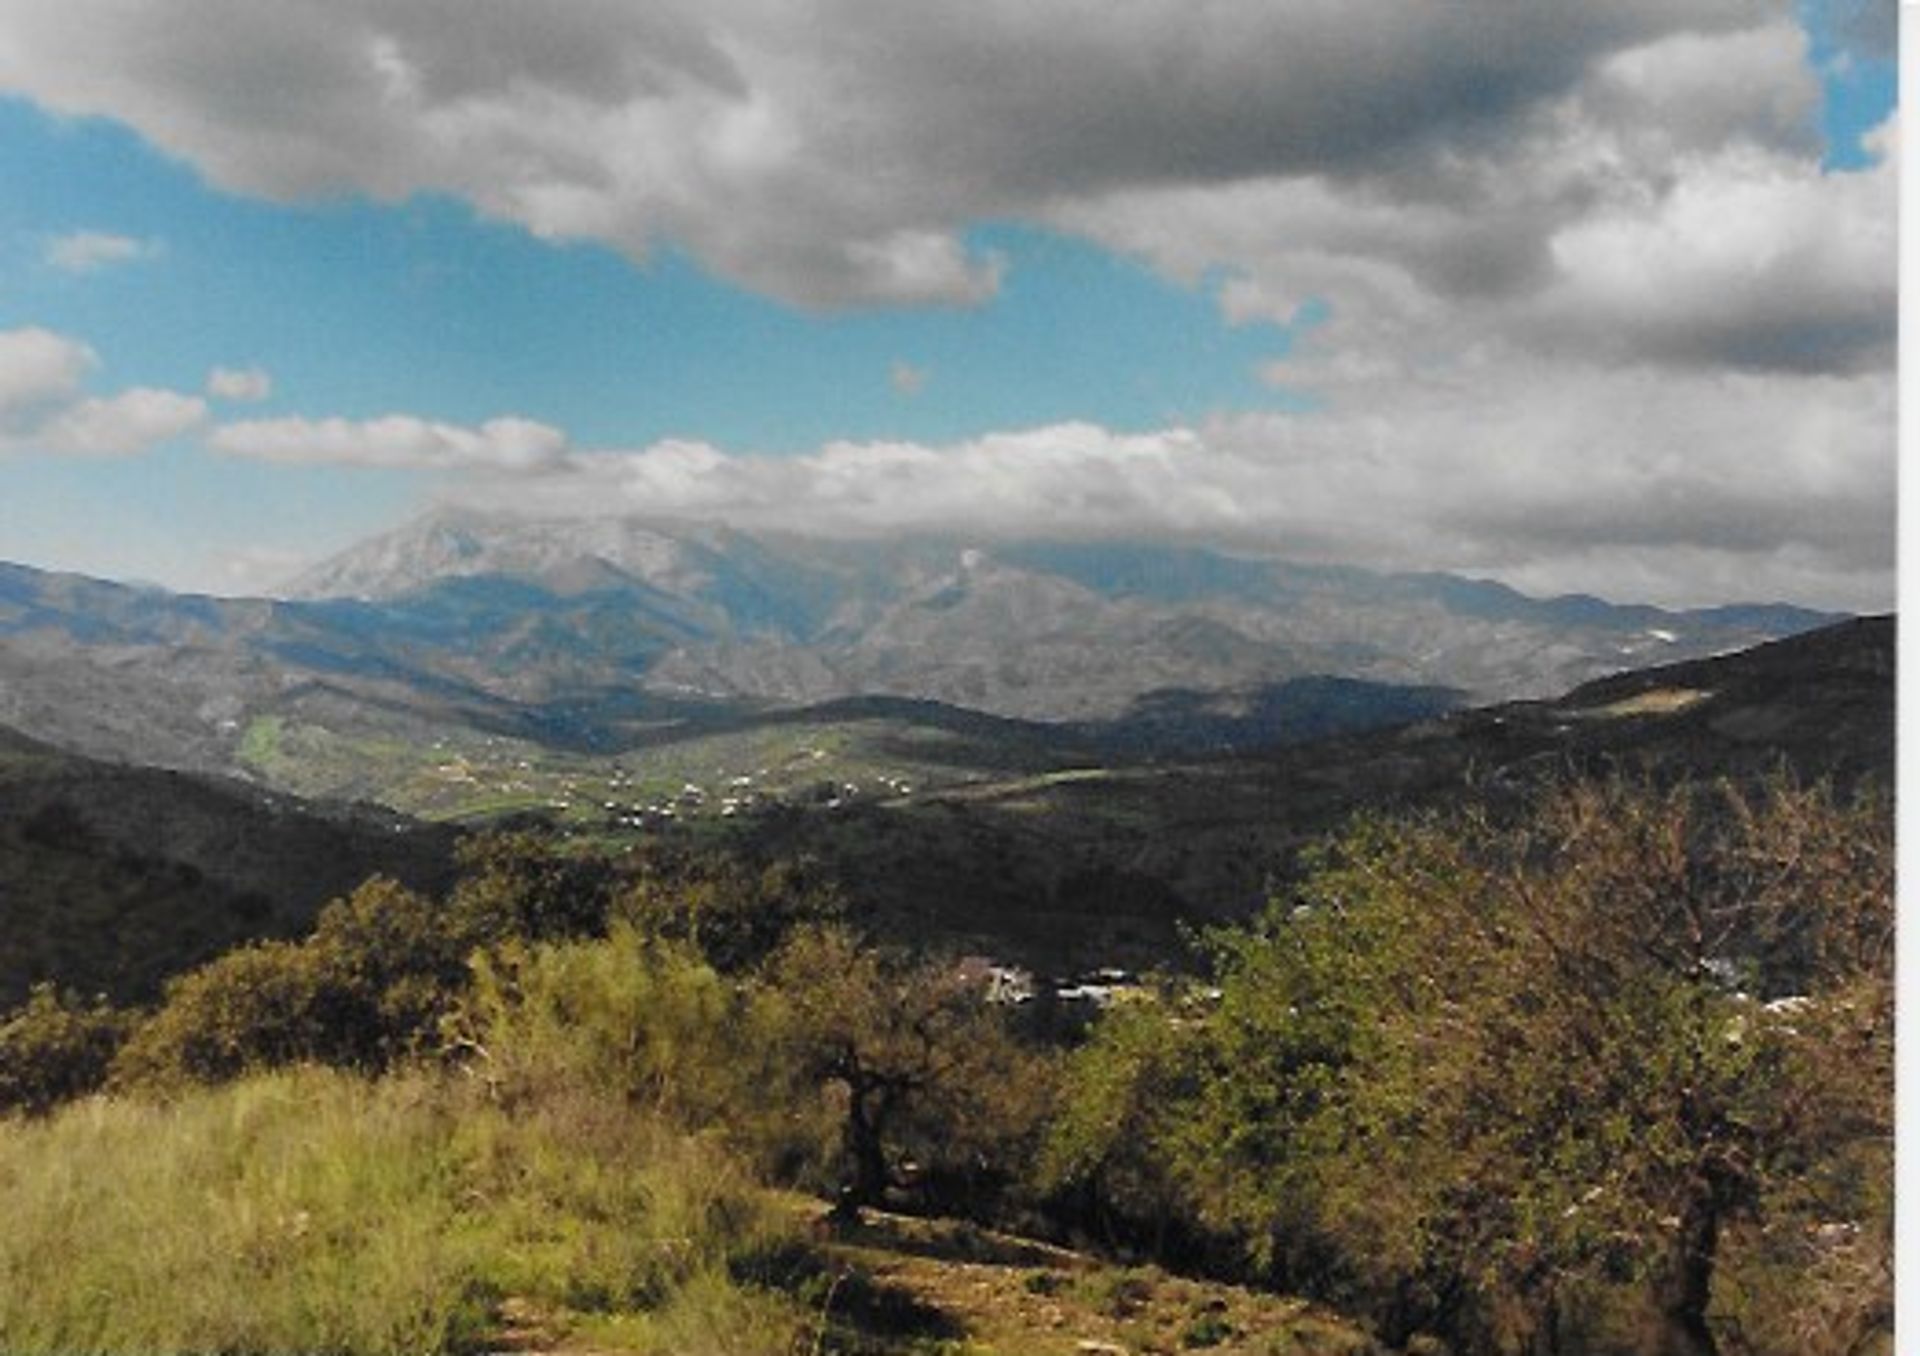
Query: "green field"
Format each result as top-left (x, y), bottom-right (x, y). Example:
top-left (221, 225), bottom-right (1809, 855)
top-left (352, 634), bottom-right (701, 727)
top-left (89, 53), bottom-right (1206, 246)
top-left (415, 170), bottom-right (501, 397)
top-left (235, 709), bottom-right (1076, 830)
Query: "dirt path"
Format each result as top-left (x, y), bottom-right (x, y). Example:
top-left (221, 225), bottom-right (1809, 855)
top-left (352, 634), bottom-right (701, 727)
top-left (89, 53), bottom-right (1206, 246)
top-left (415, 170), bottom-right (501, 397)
top-left (479, 1205), bottom-right (1380, 1355)
top-left (815, 1208), bottom-right (1379, 1355)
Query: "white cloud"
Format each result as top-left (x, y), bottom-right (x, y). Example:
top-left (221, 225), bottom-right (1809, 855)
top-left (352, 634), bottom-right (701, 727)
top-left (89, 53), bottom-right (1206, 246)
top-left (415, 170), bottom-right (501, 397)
top-left (206, 365), bottom-right (273, 402)
top-left (34, 388), bottom-right (208, 456)
top-left (0, 327), bottom-right (93, 419)
top-left (44, 230), bottom-right (162, 273)
top-left (209, 413), bottom-right (571, 471)
top-left (0, 326), bottom-right (206, 455)
top-left (434, 358), bottom-right (1891, 611)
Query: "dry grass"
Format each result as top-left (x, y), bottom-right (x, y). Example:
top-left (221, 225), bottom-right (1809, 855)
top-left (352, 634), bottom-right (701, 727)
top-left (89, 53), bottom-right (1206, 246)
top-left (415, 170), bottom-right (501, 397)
top-left (0, 1065), bottom-right (806, 1355)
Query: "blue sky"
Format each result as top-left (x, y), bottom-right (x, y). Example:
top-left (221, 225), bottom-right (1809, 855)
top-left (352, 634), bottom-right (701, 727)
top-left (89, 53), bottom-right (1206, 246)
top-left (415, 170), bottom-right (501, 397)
top-left (0, 97), bottom-right (1310, 586)
top-left (0, 1), bottom-right (1898, 608)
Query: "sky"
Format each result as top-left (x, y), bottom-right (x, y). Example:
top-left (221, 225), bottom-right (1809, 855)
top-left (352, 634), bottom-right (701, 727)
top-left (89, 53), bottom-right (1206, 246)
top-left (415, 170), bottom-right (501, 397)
top-left (0, 0), bottom-right (1899, 609)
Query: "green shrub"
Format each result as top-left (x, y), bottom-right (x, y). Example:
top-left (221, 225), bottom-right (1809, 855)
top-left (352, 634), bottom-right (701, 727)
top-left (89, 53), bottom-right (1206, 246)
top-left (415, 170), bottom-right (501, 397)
top-left (453, 923), bottom-right (787, 1123)
top-left (447, 830), bottom-right (617, 943)
top-left (1182, 1307), bottom-right (1235, 1348)
top-left (111, 878), bottom-right (467, 1088)
top-left (110, 939), bottom-right (335, 1086)
top-left (0, 985), bottom-right (130, 1115)
top-left (613, 852), bottom-right (844, 971)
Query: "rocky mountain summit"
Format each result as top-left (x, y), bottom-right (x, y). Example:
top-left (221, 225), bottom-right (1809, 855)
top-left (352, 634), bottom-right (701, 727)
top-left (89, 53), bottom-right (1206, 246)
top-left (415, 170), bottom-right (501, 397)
top-left (285, 508), bottom-right (1836, 712)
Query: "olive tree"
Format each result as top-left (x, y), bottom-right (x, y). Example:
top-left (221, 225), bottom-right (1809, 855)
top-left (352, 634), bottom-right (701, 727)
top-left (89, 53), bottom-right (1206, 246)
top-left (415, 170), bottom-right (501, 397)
top-left (1070, 777), bottom-right (1890, 1355)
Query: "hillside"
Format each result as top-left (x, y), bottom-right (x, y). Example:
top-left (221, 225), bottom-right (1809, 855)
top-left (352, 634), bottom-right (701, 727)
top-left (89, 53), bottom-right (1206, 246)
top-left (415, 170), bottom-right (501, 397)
top-left (0, 724), bottom-right (457, 1005)
top-left (0, 617), bottom-right (1891, 1356)
top-left (708, 614), bottom-right (1894, 970)
top-left (0, 605), bottom-right (1887, 991)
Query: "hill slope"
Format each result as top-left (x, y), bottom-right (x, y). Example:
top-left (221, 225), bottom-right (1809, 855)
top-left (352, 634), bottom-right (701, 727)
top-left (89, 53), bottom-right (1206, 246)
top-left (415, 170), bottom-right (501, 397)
top-left (712, 614), bottom-right (1893, 970)
top-left (0, 724), bottom-right (457, 1005)
top-left (0, 615), bottom-right (1888, 1002)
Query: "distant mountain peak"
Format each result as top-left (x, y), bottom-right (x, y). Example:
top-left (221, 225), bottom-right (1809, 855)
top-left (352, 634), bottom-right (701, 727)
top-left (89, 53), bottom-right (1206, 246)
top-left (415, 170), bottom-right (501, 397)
top-left (286, 508), bottom-right (706, 602)
top-left (94, 511), bottom-right (1845, 741)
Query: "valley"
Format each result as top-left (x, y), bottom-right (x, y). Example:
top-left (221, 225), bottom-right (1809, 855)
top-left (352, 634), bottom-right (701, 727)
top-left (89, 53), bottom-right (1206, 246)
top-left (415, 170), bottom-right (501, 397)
top-left (0, 512), bottom-right (1890, 988)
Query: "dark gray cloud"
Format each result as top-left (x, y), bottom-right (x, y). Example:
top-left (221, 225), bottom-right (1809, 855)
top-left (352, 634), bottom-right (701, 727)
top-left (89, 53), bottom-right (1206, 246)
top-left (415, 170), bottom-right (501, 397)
top-left (0, 0), bottom-right (1823, 310)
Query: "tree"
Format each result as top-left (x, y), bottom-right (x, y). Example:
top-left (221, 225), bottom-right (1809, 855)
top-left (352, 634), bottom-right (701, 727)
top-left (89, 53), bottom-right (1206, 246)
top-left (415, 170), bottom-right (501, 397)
top-left (1039, 989), bottom-right (1207, 1256)
top-left (1117, 777), bottom-right (1891, 1355)
top-left (613, 852), bottom-right (843, 972)
top-left (764, 926), bottom-right (1052, 1218)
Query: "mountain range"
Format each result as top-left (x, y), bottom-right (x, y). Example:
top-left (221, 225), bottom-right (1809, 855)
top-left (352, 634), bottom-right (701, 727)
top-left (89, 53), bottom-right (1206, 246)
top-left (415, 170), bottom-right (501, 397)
top-left (0, 509), bottom-right (1840, 791)
top-left (725, 614), bottom-right (1894, 969)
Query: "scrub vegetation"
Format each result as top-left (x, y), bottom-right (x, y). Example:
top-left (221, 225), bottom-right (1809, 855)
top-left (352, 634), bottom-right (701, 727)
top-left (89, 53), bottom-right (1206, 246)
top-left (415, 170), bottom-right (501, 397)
top-left (0, 774), bottom-right (1889, 1355)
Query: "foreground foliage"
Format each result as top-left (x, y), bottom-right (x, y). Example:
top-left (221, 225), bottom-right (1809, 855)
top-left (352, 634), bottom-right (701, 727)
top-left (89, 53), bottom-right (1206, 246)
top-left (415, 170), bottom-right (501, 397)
top-left (0, 774), bottom-right (1890, 1354)
top-left (1046, 777), bottom-right (1892, 1355)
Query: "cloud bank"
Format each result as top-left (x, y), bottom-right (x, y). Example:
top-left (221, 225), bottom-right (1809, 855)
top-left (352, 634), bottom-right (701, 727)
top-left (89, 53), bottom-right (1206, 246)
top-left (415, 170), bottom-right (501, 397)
top-left (209, 413), bottom-right (571, 472)
top-left (193, 372), bottom-right (1882, 609)
top-left (0, 1), bottom-right (1878, 324)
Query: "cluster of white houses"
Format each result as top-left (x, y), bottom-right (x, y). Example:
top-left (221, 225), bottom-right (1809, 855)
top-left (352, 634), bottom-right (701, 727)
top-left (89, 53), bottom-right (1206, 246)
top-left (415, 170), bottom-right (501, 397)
top-left (952, 958), bottom-right (1152, 1010)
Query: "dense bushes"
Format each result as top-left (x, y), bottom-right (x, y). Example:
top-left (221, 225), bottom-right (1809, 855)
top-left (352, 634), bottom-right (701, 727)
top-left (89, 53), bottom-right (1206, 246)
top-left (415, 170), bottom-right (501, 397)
top-left (111, 877), bottom-right (466, 1087)
top-left (105, 833), bottom-right (625, 1090)
top-left (612, 851), bottom-right (845, 972)
top-left (0, 985), bottom-right (129, 1114)
top-left (1045, 777), bottom-right (1893, 1355)
top-left (450, 919), bottom-right (1057, 1217)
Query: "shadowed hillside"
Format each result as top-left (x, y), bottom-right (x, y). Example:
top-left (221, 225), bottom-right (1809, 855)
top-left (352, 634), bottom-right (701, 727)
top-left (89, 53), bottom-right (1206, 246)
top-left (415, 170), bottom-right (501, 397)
top-left (715, 615), bottom-right (1893, 971)
top-left (0, 725), bottom-right (457, 1005)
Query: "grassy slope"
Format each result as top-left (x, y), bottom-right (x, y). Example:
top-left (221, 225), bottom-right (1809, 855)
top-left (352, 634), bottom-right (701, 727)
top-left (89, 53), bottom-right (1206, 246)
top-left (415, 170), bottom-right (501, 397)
top-left (0, 1068), bottom-right (804, 1356)
top-left (0, 1069), bottom-right (1379, 1356)
top-left (234, 708), bottom-right (1070, 825)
